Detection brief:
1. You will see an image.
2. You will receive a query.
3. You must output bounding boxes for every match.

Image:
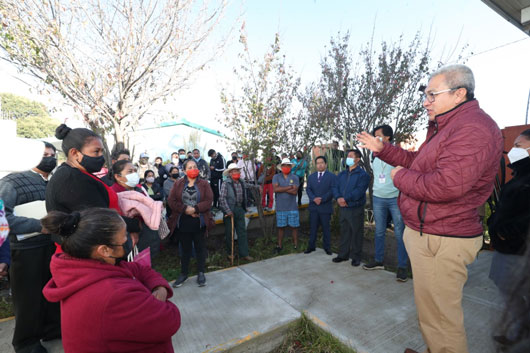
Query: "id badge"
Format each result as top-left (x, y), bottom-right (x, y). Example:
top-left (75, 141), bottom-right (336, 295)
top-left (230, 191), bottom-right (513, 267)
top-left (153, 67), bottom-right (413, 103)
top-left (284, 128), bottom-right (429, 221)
top-left (378, 173), bottom-right (386, 184)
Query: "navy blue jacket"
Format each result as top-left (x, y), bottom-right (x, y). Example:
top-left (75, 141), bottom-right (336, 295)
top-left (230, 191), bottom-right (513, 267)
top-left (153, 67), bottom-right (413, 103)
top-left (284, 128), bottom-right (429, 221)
top-left (306, 171), bottom-right (336, 214)
top-left (0, 240), bottom-right (10, 266)
top-left (333, 167), bottom-right (370, 208)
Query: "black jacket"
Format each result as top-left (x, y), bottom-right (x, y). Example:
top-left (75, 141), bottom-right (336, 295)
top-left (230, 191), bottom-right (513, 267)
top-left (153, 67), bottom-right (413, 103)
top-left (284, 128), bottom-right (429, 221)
top-left (210, 154), bottom-right (226, 180)
top-left (489, 157), bottom-right (530, 254)
top-left (141, 182), bottom-right (164, 201)
top-left (46, 164), bottom-right (140, 233)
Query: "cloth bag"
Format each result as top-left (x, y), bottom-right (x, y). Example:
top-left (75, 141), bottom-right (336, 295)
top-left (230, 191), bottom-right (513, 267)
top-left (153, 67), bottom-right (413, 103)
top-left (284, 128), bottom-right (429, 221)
top-left (127, 245), bottom-right (151, 267)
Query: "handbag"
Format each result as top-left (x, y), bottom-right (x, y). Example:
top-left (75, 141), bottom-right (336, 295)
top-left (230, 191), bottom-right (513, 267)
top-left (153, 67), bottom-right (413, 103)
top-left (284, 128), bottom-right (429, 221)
top-left (158, 216), bottom-right (171, 239)
top-left (127, 245), bottom-right (152, 267)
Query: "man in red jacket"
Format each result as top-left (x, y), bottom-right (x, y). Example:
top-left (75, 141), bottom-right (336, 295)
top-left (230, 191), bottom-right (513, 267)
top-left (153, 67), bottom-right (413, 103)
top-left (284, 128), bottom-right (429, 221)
top-left (358, 64), bottom-right (503, 353)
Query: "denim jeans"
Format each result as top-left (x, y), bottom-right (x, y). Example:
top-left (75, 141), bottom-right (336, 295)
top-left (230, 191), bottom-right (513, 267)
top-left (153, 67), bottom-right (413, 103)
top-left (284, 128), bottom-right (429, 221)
top-left (373, 195), bottom-right (408, 268)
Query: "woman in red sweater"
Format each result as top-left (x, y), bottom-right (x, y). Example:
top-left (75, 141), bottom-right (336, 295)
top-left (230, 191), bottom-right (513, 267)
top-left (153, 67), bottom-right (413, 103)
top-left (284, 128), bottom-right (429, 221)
top-left (42, 208), bottom-right (180, 353)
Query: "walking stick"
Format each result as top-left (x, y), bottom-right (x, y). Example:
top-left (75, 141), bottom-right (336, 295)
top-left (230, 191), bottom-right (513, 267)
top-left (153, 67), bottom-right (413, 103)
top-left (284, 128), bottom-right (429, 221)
top-left (230, 215), bottom-right (235, 266)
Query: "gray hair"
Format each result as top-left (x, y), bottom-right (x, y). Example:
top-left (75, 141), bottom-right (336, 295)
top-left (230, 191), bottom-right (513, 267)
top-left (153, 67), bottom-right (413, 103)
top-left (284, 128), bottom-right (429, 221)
top-left (430, 64), bottom-right (475, 100)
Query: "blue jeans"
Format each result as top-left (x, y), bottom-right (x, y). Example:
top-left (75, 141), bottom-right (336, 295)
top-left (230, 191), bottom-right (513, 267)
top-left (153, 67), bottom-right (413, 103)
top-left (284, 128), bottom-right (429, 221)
top-left (373, 195), bottom-right (408, 268)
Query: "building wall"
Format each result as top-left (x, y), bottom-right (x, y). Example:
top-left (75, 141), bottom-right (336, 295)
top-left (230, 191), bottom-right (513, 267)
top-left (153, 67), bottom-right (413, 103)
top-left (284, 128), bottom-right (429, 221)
top-left (128, 125), bottom-right (232, 163)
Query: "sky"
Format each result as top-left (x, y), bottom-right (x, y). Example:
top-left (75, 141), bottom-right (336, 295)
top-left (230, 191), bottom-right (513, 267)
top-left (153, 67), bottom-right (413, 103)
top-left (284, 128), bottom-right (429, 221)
top-left (0, 0), bottom-right (529, 134)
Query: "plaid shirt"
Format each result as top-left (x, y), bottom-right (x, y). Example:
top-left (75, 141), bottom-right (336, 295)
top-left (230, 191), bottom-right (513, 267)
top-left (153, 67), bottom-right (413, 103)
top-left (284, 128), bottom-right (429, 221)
top-left (219, 179), bottom-right (243, 214)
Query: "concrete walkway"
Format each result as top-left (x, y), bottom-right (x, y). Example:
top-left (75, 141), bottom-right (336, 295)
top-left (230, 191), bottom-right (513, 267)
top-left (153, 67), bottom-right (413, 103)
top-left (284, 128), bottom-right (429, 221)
top-left (0, 250), bottom-right (502, 353)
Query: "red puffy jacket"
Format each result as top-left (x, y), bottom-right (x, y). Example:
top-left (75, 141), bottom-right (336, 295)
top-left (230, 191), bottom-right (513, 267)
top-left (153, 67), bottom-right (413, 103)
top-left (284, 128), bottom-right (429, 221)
top-left (43, 254), bottom-right (181, 353)
top-left (376, 99), bottom-right (503, 237)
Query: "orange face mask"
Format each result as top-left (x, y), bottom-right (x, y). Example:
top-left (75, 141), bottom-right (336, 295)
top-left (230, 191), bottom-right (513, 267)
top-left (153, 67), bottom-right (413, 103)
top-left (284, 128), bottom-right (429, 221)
top-left (231, 173), bottom-right (241, 180)
top-left (186, 169), bottom-right (200, 179)
top-left (281, 166), bottom-right (291, 175)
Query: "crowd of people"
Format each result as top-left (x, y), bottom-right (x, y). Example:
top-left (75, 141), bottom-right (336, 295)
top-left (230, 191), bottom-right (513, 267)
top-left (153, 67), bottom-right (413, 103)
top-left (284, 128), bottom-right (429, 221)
top-left (0, 63), bottom-right (527, 353)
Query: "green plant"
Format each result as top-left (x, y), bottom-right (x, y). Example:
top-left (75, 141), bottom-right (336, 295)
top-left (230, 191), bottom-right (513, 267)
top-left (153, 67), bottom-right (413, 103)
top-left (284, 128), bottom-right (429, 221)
top-left (272, 314), bottom-right (356, 353)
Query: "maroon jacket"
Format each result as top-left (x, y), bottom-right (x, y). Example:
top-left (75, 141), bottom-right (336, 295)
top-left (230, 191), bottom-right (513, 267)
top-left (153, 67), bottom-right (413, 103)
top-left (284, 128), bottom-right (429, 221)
top-left (167, 177), bottom-right (214, 232)
top-left (376, 99), bottom-right (503, 237)
top-left (43, 254), bottom-right (180, 353)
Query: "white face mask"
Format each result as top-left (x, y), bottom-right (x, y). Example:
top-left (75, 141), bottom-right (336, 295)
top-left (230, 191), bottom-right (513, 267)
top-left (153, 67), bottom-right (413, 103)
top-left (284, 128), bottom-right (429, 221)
top-left (124, 172), bottom-right (140, 187)
top-left (172, 158), bottom-right (179, 164)
top-left (507, 147), bottom-right (530, 164)
top-left (146, 176), bottom-right (155, 183)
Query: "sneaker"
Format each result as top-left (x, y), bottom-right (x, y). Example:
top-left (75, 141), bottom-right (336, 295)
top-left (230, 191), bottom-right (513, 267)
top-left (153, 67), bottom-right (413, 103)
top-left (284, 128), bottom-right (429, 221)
top-left (172, 274), bottom-right (188, 288)
top-left (274, 246), bottom-right (282, 254)
top-left (304, 248), bottom-right (315, 254)
top-left (362, 261), bottom-right (384, 270)
top-left (324, 249), bottom-right (332, 255)
top-left (197, 272), bottom-right (206, 287)
top-left (351, 259), bottom-right (361, 267)
top-left (397, 267), bottom-right (408, 282)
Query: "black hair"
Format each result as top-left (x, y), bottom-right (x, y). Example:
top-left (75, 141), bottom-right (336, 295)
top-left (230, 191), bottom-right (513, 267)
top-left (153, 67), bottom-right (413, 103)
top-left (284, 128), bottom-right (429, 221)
top-left (171, 152), bottom-right (179, 157)
top-left (41, 208), bottom-right (125, 259)
top-left (144, 169), bottom-right (155, 178)
top-left (155, 156), bottom-right (162, 161)
top-left (521, 129), bottom-right (530, 140)
top-left (346, 149), bottom-right (362, 159)
top-left (296, 150), bottom-right (303, 156)
top-left (55, 124), bottom-right (101, 156)
top-left (112, 160), bottom-right (132, 182)
top-left (43, 142), bottom-right (57, 153)
top-left (192, 148), bottom-right (200, 153)
top-left (178, 149), bottom-right (185, 153)
top-left (111, 149), bottom-right (130, 160)
top-left (315, 156), bottom-right (327, 164)
top-left (182, 159), bottom-right (197, 170)
top-left (169, 166), bottom-right (179, 174)
top-left (208, 149), bottom-right (216, 157)
top-left (372, 124), bottom-right (394, 142)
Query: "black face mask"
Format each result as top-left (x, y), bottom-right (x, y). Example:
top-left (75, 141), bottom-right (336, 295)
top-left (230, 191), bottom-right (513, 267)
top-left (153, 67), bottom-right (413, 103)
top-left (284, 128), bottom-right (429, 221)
top-left (232, 156), bottom-right (237, 161)
top-left (37, 156), bottom-right (57, 173)
top-left (109, 236), bottom-right (133, 265)
top-left (171, 173), bottom-right (179, 179)
top-left (80, 153), bottom-right (106, 173)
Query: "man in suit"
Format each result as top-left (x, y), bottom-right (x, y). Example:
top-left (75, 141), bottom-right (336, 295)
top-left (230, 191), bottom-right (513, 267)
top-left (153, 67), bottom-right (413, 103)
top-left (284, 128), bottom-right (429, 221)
top-left (305, 156), bottom-right (336, 255)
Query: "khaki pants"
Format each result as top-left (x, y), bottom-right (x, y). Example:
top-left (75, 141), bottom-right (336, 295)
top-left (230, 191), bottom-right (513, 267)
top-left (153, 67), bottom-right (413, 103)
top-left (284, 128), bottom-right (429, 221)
top-left (403, 226), bottom-right (482, 353)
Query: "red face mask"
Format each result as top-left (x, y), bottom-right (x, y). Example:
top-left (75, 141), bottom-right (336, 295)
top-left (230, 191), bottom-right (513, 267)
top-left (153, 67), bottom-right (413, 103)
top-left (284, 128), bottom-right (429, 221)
top-left (281, 166), bottom-right (291, 175)
top-left (231, 173), bottom-right (241, 180)
top-left (186, 169), bottom-right (200, 179)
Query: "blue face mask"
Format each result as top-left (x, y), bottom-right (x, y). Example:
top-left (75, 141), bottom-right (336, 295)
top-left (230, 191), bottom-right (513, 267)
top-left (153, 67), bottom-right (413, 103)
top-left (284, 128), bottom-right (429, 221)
top-left (193, 157), bottom-right (200, 162)
top-left (346, 157), bottom-right (355, 167)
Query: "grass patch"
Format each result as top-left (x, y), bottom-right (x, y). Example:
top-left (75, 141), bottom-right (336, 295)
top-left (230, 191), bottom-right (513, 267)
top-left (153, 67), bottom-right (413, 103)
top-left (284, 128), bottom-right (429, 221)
top-left (272, 314), bottom-right (356, 353)
top-left (0, 293), bottom-right (14, 319)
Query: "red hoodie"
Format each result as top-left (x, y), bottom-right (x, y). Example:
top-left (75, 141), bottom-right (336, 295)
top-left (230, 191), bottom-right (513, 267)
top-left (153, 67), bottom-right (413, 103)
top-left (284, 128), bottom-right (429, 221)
top-left (43, 253), bottom-right (180, 353)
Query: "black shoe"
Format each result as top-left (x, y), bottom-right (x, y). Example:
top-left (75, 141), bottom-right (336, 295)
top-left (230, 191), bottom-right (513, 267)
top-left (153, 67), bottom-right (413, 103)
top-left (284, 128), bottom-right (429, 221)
top-left (396, 267), bottom-right (408, 282)
top-left (172, 274), bottom-right (188, 288)
top-left (30, 343), bottom-right (48, 353)
top-left (324, 249), bottom-right (332, 255)
top-left (351, 259), bottom-right (361, 267)
top-left (197, 272), bottom-right (206, 287)
top-left (274, 246), bottom-right (282, 254)
top-left (332, 256), bottom-right (348, 263)
top-left (304, 248), bottom-right (315, 254)
top-left (362, 261), bottom-right (384, 270)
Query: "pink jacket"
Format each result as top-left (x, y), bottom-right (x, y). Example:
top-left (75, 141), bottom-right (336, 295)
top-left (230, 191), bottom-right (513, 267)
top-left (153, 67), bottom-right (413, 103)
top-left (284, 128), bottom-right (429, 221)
top-left (117, 191), bottom-right (162, 230)
top-left (375, 99), bottom-right (503, 237)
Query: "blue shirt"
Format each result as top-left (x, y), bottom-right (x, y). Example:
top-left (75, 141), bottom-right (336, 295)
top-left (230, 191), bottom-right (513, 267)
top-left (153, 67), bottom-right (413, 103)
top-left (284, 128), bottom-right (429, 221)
top-left (371, 157), bottom-right (399, 198)
top-left (273, 174), bottom-right (299, 211)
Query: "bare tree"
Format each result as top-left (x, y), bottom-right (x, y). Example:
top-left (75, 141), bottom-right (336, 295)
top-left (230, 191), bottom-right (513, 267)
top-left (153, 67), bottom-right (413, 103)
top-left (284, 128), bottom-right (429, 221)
top-left (0, 0), bottom-right (231, 153)
top-left (219, 31), bottom-right (300, 236)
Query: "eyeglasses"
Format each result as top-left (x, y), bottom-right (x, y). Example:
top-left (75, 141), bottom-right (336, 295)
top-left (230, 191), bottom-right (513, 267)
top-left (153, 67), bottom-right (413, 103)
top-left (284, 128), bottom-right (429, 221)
top-left (421, 88), bottom-right (459, 103)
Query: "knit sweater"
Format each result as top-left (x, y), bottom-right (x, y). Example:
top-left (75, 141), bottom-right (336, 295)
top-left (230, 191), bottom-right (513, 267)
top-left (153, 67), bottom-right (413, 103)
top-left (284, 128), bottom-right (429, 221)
top-left (0, 170), bottom-right (51, 249)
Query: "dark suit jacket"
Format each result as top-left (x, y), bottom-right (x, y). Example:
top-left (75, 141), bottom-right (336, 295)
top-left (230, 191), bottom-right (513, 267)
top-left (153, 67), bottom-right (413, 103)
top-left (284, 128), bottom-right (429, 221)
top-left (306, 171), bottom-right (336, 214)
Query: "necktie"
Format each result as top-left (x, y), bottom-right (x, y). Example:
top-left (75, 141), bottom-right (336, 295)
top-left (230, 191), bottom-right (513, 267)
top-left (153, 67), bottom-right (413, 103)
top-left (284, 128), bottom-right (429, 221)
top-left (318, 172), bottom-right (322, 182)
